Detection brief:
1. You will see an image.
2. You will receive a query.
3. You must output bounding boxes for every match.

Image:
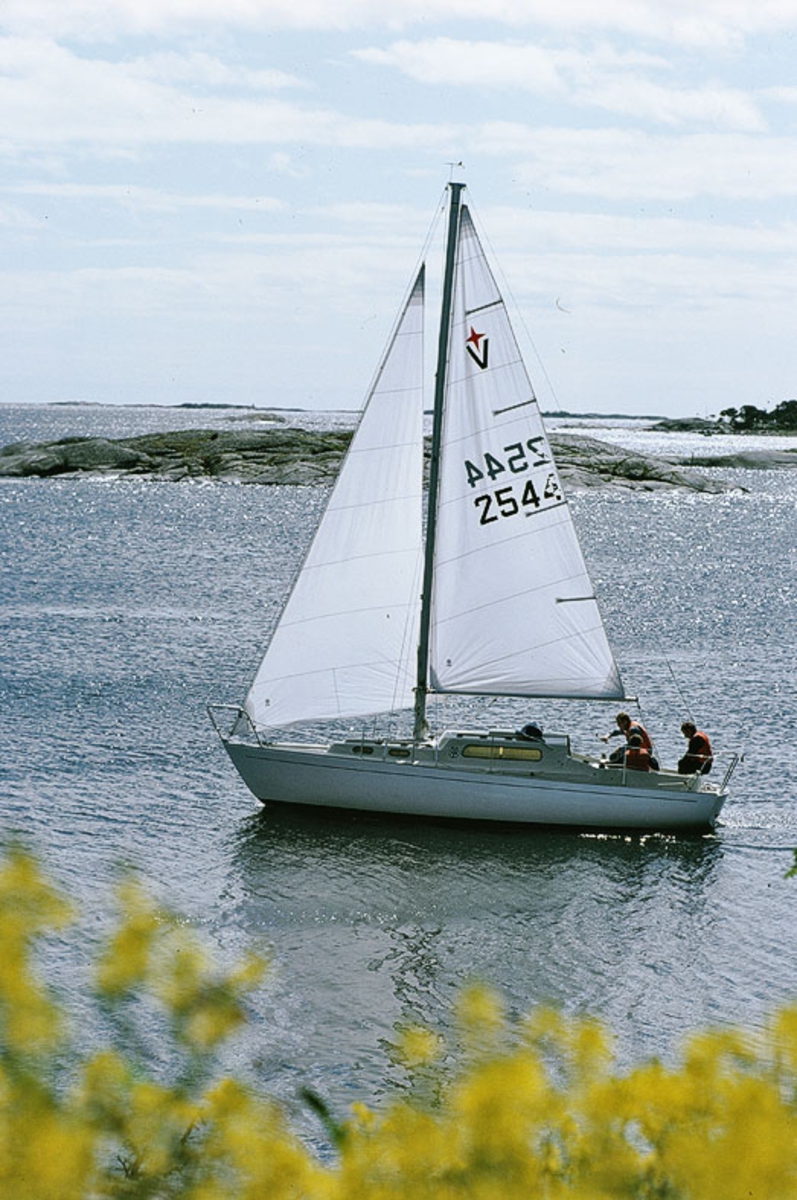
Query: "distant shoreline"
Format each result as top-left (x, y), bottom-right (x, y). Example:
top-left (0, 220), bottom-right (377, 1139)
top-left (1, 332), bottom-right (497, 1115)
top-left (6, 400), bottom-right (797, 438)
top-left (36, 400), bottom-right (668, 420)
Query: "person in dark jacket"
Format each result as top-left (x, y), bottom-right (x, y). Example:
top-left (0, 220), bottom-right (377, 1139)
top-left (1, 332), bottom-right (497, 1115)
top-left (678, 722), bottom-right (713, 774)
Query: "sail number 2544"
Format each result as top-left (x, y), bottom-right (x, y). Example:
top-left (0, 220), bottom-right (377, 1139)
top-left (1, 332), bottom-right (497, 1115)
top-left (464, 438), bottom-right (563, 525)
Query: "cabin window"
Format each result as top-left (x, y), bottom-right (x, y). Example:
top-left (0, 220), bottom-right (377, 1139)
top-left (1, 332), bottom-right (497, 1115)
top-left (388, 747), bottom-right (411, 758)
top-left (462, 744), bottom-right (542, 762)
top-left (351, 745), bottom-right (374, 755)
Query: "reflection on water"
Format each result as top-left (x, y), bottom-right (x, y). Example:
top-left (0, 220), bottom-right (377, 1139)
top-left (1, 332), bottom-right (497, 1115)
top-left (228, 805), bottom-right (734, 1116)
top-left (232, 804), bottom-right (725, 907)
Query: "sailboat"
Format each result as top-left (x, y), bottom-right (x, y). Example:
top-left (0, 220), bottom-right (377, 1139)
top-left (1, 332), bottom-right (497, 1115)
top-left (209, 182), bottom-right (734, 830)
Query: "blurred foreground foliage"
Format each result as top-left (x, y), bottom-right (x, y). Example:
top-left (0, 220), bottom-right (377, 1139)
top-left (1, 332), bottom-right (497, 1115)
top-left (1, 846), bottom-right (796, 1199)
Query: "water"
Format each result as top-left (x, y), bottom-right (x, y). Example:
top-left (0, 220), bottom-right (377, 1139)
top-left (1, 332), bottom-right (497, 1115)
top-left (0, 401), bottom-right (358, 448)
top-left (1, 403), bottom-right (796, 1141)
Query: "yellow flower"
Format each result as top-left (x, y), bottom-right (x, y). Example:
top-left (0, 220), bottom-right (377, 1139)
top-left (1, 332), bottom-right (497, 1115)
top-left (0, 848), bottom-right (73, 1055)
top-left (0, 849), bottom-right (73, 933)
top-left (772, 1006), bottom-right (797, 1073)
top-left (395, 1024), bottom-right (444, 1069)
top-left (456, 982), bottom-right (505, 1031)
top-left (94, 877), bottom-right (161, 997)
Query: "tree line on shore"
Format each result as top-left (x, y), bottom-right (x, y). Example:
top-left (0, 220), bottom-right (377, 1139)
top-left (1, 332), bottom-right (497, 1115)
top-left (718, 398), bottom-right (797, 431)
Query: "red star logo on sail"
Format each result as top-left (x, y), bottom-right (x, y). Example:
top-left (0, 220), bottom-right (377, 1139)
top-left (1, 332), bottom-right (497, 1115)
top-left (465, 326), bottom-right (489, 369)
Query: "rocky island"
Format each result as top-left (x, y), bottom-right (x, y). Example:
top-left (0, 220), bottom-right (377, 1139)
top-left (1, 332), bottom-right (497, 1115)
top-left (0, 427), bottom-right (740, 492)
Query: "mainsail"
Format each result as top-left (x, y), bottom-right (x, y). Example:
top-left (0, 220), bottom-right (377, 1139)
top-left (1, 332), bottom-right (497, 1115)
top-left (429, 207), bottom-right (625, 700)
top-left (245, 268), bottom-right (425, 728)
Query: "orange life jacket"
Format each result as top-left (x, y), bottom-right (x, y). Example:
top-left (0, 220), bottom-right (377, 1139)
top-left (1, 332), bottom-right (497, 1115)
top-left (627, 721), bottom-right (653, 752)
top-left (678, 731), bottom-right (714, 775)
top-left (625, 745), bottom-right (651, 772)
top-left (691, 731), bottom-right (712, 760)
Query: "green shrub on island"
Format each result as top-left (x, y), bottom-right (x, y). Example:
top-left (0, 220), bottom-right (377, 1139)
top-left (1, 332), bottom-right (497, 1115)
top-left (719, 399), bottom-right (797, 432)
top-left (1, 846), bottom-right (796, 1198)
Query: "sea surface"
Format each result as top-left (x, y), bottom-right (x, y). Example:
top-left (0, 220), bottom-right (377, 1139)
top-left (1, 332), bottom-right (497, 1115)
top-left (1, 402), bottom-right (796, 1147)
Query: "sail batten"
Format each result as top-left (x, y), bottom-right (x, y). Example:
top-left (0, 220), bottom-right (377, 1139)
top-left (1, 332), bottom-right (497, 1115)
top-left (430, 585), bottom-right (608, 624)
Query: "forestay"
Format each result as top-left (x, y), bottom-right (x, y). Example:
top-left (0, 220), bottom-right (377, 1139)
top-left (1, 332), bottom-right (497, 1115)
top-left (429, 207), bottom-right (625, 701)
top-left (245, 269), bottom-right (426, 729)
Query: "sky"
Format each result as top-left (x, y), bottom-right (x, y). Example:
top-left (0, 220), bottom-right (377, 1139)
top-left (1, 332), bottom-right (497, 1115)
top-left (2, 1), bottom-right (797, 417)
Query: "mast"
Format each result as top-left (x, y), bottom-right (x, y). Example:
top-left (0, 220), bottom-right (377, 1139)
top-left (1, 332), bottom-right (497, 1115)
top-left (413, 180), bottom-right (465, 742)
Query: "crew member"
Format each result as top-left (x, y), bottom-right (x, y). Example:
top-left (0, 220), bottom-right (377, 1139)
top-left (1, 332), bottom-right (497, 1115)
top-left (678, 722), bottom-right (713, 774)
top-left (624, 732), bottom-right (652, 772)
top-left (601, 711), bottom-right (655, 764)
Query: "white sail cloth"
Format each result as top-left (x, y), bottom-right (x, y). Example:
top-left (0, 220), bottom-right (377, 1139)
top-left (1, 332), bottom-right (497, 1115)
top-left (245, 269), bottom-right (425, 729)
top-left (429, 207), bottom-right (624, 700)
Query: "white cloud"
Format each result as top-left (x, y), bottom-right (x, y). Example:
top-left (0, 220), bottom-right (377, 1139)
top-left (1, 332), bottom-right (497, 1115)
top-left (586, 76), bottom-right (764, 130)
top-left (1, 37), bottom-right (790, 207)
top-left (480, 207), bottom-right (797, 258)
top-left (133, 51), bottom-right (310, 92)
top-left (765, 86), bottom-right (797, 106)
top-left (3, 0), bottom-right (797, 44)
top-left (357, 39), bottom-right (567, 93)
top-left (267, 151), bottom-right (311, 177)
top-left (0, 36), bottom-right (314, 142)
top-left (0, 200), bottom-right (43, 229)
top-left (356, 38), bottom-right (765, 130)
top-left (475, 126), bottom-right (797, 201)
top-left (1, 181), bottom-right (287, 213)
top-left (0, 37), bottom-right (461, 154)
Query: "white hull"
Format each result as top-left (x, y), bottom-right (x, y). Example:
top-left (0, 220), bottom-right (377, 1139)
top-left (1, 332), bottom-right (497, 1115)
top-left (220, 729), bottom-right (727, 831)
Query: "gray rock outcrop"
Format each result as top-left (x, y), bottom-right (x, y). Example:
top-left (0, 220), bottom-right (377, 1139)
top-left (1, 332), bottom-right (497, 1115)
top-left (0, 427), bottom-right (731, 492)
top-left (549, 435), bottom-right (727, 492)
top-left (672, 448), bottom-right (797, 470)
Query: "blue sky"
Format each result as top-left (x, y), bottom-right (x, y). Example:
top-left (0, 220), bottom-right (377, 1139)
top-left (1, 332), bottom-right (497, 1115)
top-left (2, 1), bottom-right (797, 417)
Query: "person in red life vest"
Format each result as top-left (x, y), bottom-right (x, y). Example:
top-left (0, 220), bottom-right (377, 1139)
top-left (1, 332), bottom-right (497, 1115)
top-left (622, 732), bottom-right (652, 771)
top-left (601, 711), bottom-right (657, 767)
top-left (678, 722), bottom-right (713, 774)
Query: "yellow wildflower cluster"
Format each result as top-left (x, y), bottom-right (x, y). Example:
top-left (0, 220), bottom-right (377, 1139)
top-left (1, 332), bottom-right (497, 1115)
top-left (1, 846), bottom-right (796, 1198)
